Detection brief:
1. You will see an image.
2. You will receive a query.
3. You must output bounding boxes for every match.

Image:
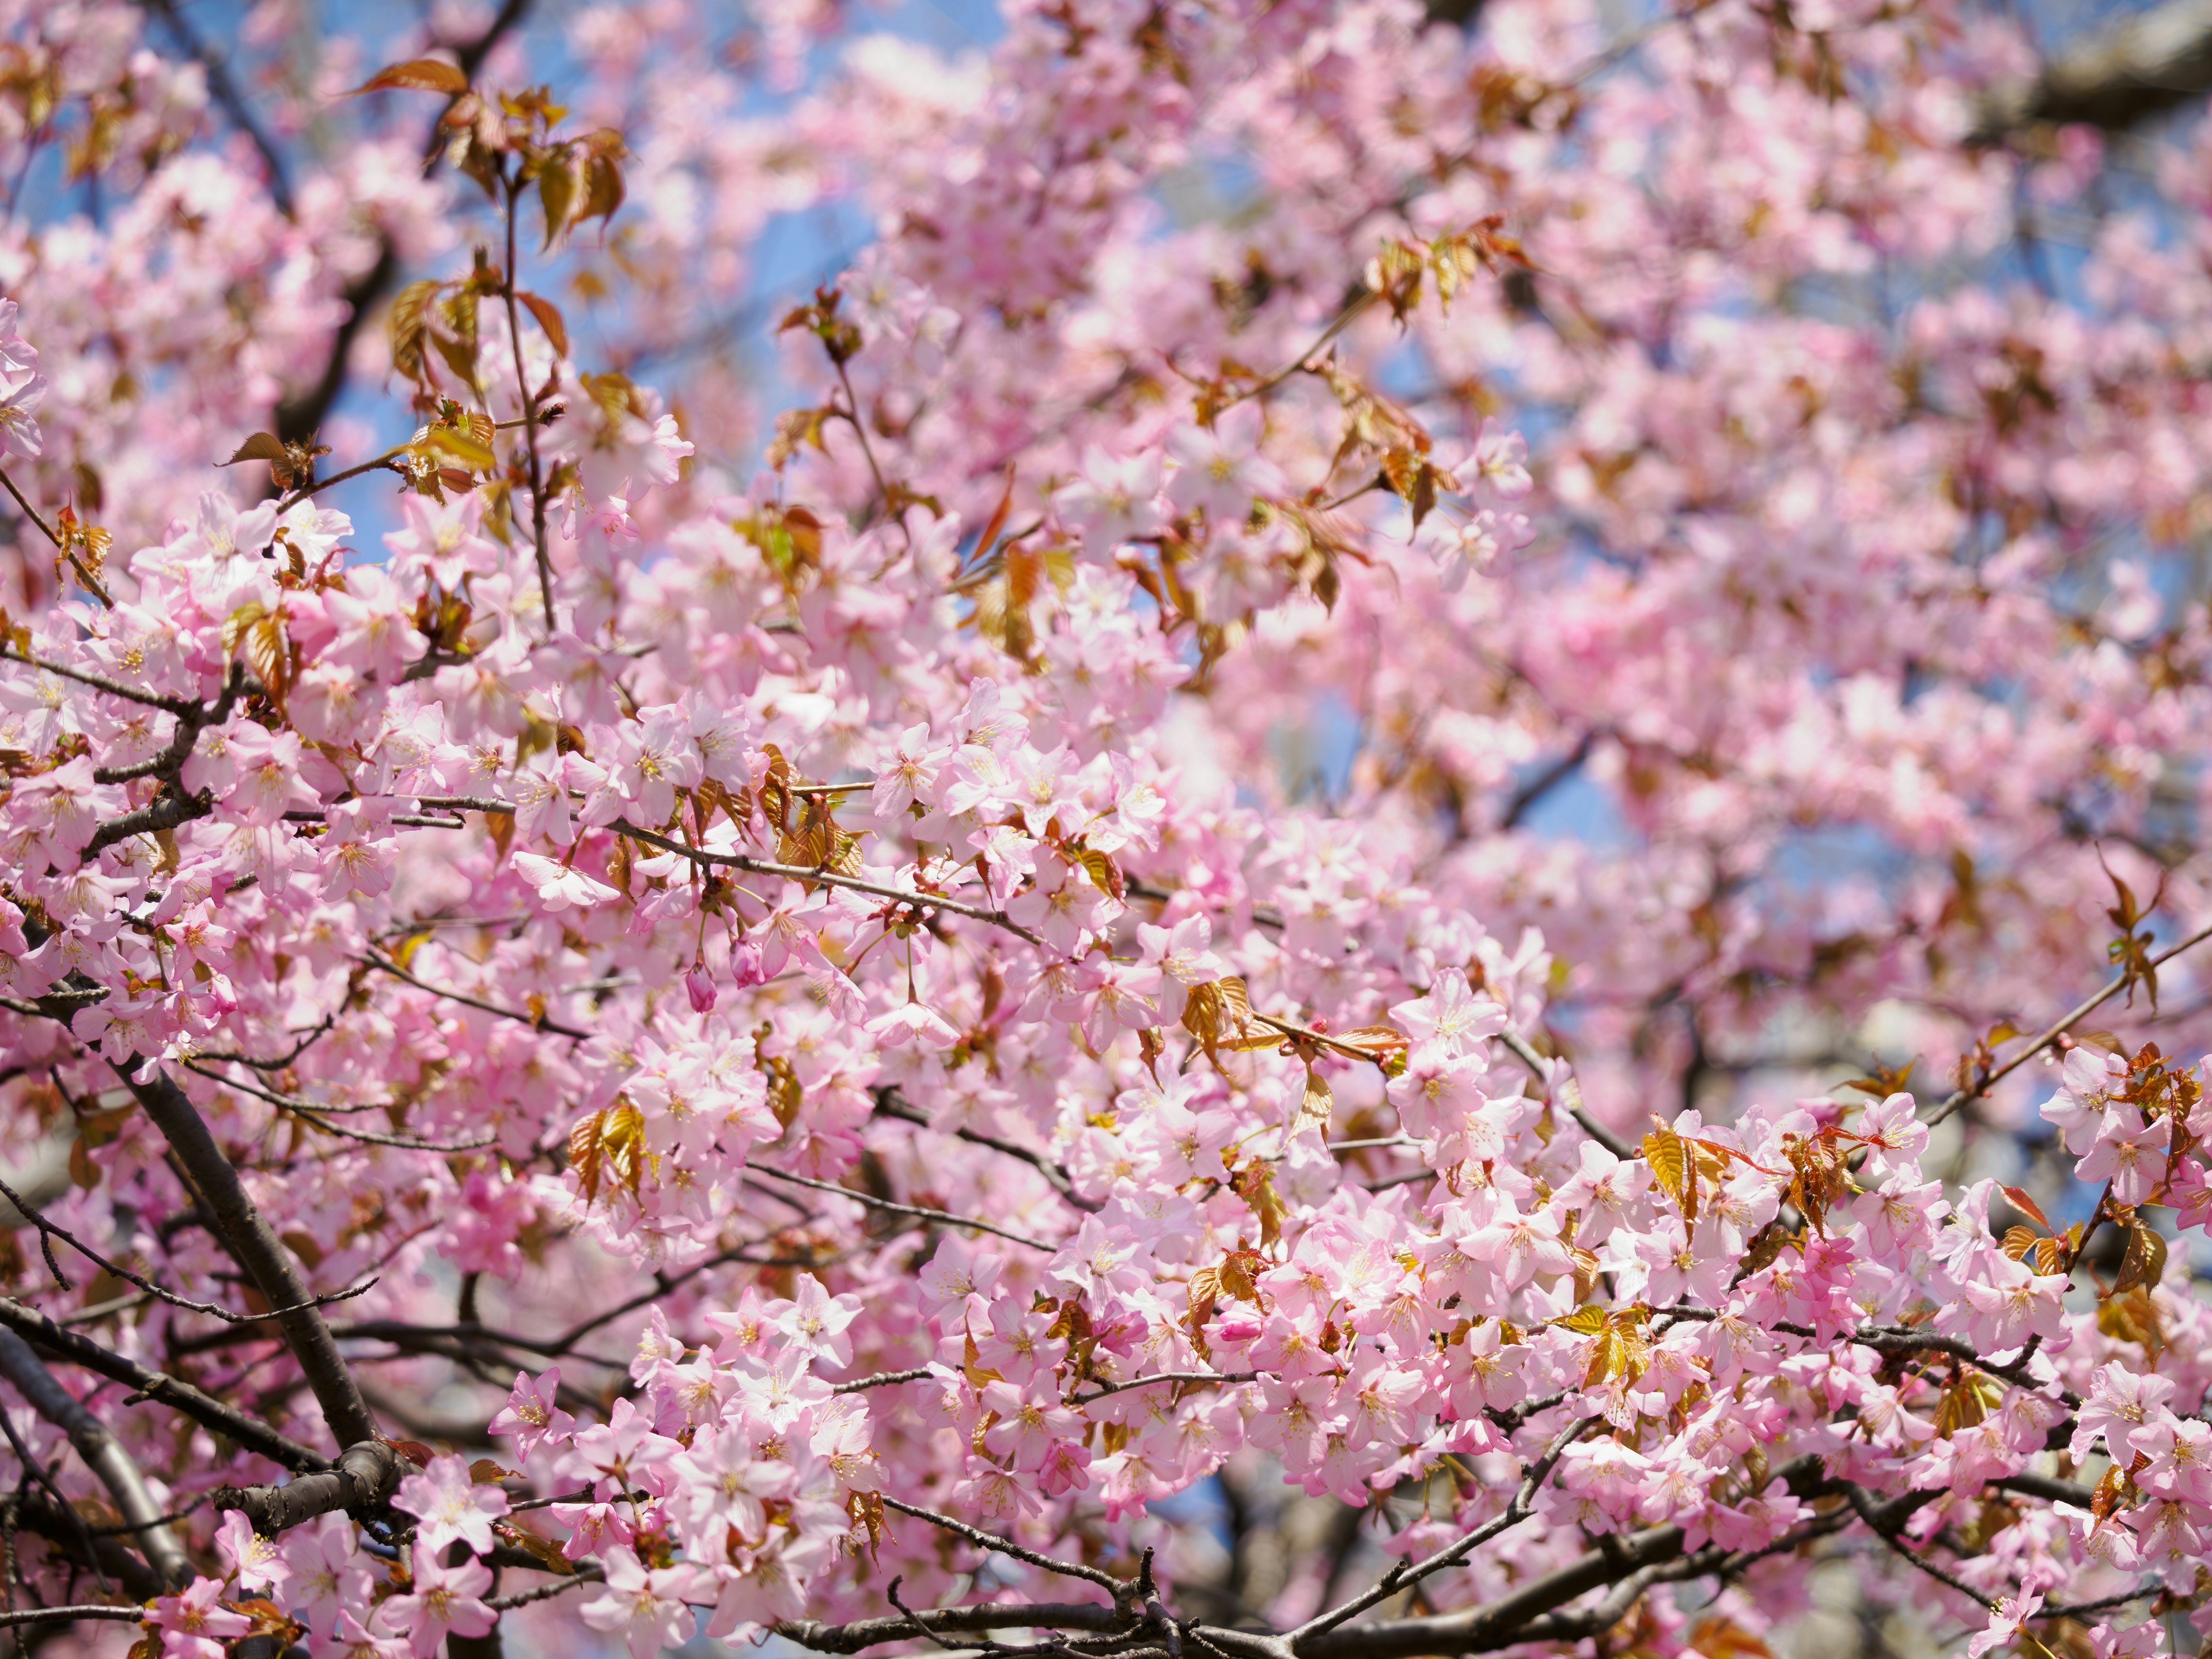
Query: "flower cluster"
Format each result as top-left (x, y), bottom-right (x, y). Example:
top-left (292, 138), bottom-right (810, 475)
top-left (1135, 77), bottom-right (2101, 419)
top-left (7, 1), bottom-right (2212, 1657)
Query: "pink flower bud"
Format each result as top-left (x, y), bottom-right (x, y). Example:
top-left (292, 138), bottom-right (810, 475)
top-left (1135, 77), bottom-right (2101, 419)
top-left (730, 937), bottom-right (768, 987)
top-left (684, 965), bottom-right (717, 1013)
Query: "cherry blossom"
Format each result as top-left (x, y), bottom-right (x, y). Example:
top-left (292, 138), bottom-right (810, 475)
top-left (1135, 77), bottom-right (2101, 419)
top-left (0, 2), bottom-right (2210, 1657)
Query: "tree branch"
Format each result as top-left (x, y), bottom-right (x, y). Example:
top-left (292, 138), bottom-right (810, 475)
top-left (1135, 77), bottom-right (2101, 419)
top-left (1924, 915), bottom-right (2212, 1126)
top-left (0, 1329), bottom-right (190, 1589)
top-left (135, 0), bottom-right (294, 214)
top-left (211, 1440), bottom-right (402, 1535)
top-left (1290, 1414), bottom-right (1596, 1645)
top-left (118, 1063), bottom-right (377, 1448)
top-left (0, 1297), bottom-right (325, 1472)
top-left (779, 1603), bottom-right (1130, 1656)
top-left (878, 1496), bottom-right (1131, 1600)
top-left (748, 1165), bottom-right (1054, 1251)
top-left (1979, 0), bottom-right (2212, 134)
top-left (610, 819), bottom-right (1047, 946)
top-left (872, 1087), bottom-right (1098, 1212)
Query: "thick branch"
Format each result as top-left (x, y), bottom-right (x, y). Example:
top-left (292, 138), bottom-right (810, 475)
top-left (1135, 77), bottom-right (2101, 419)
top-left (271, 0), bottom-right (533, 445)
top-left (119, 1063), bottom-right (377, 1447)
top-left (0, 1297), bottom-right (324, 1472)
top-left (0, 1329), bottom-right (190, 1589)
top-left (211, 1440), bottom-right (402, 1535)
top-left (17, 1484), bottom-right (165, 1597)
top-left (0, 1604), bottom-right (144, 1631)
top-left (82, 788), bottom-right (213, 860)
top-left (1980, 0), bottom-right (2212, 132)
top-left (137, 0), bottom-right (294, 214)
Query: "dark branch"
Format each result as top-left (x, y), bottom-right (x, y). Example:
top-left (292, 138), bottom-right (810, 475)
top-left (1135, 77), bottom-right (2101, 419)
top-left (0, 1296), bottom-right (325, 1472)
top-left (0, 1329), bottom-right (190, 1589)
top-left (212, 1439), bottom-right (403, 1535)
top-left (1980, 0), bottom-right (2212, 132)
top-left (119, 1062), bottom-right (378, 1447)
top-left (137, 0), bottom-right (295, 214)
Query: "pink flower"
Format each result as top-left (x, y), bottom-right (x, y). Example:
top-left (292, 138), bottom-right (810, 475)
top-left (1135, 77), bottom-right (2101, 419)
top-left (392, 1453), bottom-right (511, 1556)
top-left (1966, 1591), bottom-right (2044, 1659)
top-left (863, 998), bottom-right (960, 1050)
top-left (488, 1367), bottom-right (575, 1457)
top-left (2073, 1105), bottom-right (2171, 1205)
top-left (384, 493), bottom-right (500, 591)
top-left (1166, 404), bottom-right (1286, 522)
top-left (773, 1271), bottom-right (862, 1365)
top-left (1055, 446), bottom-right (1165, 558)
top-left (730, 934), bottom-right (770, 986)
top-left (376, 1545), bottom-right (495, 1659)
top-left (579, 1545), bottom-right (700, 1658)
top-left (149, 1578), bottom-right (251, 1659)
top-left (512, 850), bottom-right (621, 911)
top-left (558, 1397), bottom-right (680, 1498)
top-left (328, 1610), bottom-right (410, 1659)
top-left (281, 1512), bottom-right (374, 1639)
top-left (917, 1234), bottom-right (1004, 1315)
top-left (215, 1509), bottom-right (290, 1597)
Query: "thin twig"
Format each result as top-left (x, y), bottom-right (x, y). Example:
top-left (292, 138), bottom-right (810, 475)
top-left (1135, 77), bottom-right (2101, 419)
top-left (181, 1059), bottom-right (494, 1152)
top-left (1290, 1415), bottom-right (1597, 1642)
top-left (361, 952), bottom-right (591, 1041)
top-left (879, 1495), bottom-right (1128, 1597)
top-left (489, 1570), bottom-right (601, 1611)
top-left (0, 1171), bottom-right (375, 1325)
top-left (0, 468), bottom-right (57, 549)
top-left (1070, 1372), bottom-right (1257, 1404)
top-left (1925, 916), bottom-right (2212, 1124)
top-left (502, 168), bottom-right (556, 631)
top-left (832, 1367), bottom-right (934, 1395)
top-left (610, 820), bottom-right (1046, 945)
top-left (748, 1166), bottom-right (1052, 1251)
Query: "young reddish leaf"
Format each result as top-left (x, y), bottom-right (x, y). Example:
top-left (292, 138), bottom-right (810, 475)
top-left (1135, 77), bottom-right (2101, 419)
top-left (518, 291), bottom-right (570, 359)
top-left (1998, 1184), bottom-right (2051, 1232)
top-left (221, 432), bottom-right (290, 468)
top-left (539, 157), bottom-right (578, 250)
top-left (350, 59), bottom-right (468, 96)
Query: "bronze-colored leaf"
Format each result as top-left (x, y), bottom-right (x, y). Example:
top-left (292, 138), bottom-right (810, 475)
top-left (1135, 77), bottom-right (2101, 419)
top-left (1294, 1067), bottom-right (1333, 1134)
top-left (350, 59), bottom-right (468, 96)
top-left (1642, 1126), bottom-right (1695, 1224)
top-left (389, 279), bottom-right (441, 385)
top-left (494, 1521), bottom-right (575, 1575)
top-left (221, 432), bottom-right (290, 469)
top-left (430, 330), bottom-right (482, 392)
top-left (1998, 1184), bottom-right (2051, 1232)
top-left (518, 291), bottom-right (569, 359)
top-left (1932, 1371), bottom-right (2004, 1437)
top-left (2113, 1222), bottom-right (2168, 1294)
top-left (539, 157), bottom-right (578, 250)
top-left (579, 150), bottom-right (624, 227)
top-left (2097, 1285), bottom-right (2162, 1355)
top-left (567, 1111), bottom-right (605, 1206)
